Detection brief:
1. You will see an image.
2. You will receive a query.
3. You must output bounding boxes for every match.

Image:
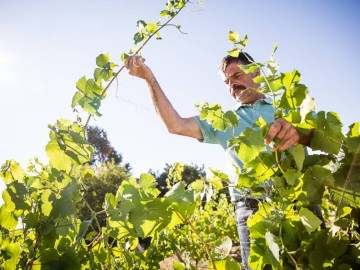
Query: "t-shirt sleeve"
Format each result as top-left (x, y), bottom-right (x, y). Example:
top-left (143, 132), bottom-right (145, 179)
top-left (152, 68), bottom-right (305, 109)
top-left (193, 115), bottom-right (219, 144)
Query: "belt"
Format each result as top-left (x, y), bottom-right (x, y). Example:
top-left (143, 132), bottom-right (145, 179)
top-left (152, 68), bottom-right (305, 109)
top-left (234, 198), bottom-right (261, 210)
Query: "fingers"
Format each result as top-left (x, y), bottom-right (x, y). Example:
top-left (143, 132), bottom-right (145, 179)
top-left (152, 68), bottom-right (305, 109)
top-left (124, 55), bottom-right (148, 79)
top-left (124, 55), bottom-right (145, 69)
top-left (265, 118), bottom-right (299, 151)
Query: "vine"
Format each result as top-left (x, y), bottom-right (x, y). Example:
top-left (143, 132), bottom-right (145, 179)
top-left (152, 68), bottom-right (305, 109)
top-left (1, 1), bottom-right (359, 269)
top-left (197, 31), bottom-right (360, 269)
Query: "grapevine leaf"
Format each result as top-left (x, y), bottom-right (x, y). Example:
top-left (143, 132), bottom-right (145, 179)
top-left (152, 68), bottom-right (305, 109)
top-left (41, 189), bottom-right (53, 217)
top-left (267, 57), bottom-right (279, 76)
top-left (190, 179), bottom-right (204, 191)
top-left (139, 173), bottom-right (161, 198)
top-left (311, 111), bottom-right (345, 154)
top-left (121, 52), bottom-right (129, 61)
top-left (299, 207), bottom-right (322, 234)
top-left (94, 67), bottom-right (114, 82)
top-left (165, 181), bottom-right (195, 218)
top-left (300, 95), bottom-right (316, 122)
top-left (239, 63), bottom-right (260, 74)
top-left (85, 79), bottom-right (103, 95)
top-left (71, 91), bottom-right (83, 108)
top-left (75, 220), bottom-right (92, 246)
top-left (0, 160), bottom-right (25, 184)
top-left (213, 236), bottom-right (232, 260)
top-left (290, 144), bottom-right (305, 171)
top-left (228, 31), bottom-right (239, 43)
top-left (265, 231), bottom-right (280, 262)
top-left (50, 182), bottom-right (76, 218)
top-left (344, 122), bottom-right (360, 153)
top-left (4, 242), bottom-right (21, 270)
top-left (281, 219), bottom-right (301, 252)
top-left (283, 169), bottom-right (302, 186)
top-left (96, 53), bottom-right (110, 68)
top-left (227, 48), bottom-right (240, 57)
top-left (76, 76), bottom-right (87, 93)
top-left (303, 165), bottom-right (335, 203)
top-left (214, 258), bottom-right (241, 270)
top-left (279, 83), bottom-right (308, 110)
top-left (160, 10), bottom-right (169, 17)
top-left (197, 102), bottom-right (239, 131)
top-left (0, 205), bottom-right (18, 229)
top-left (134, 32), bottom-right (144, 44)
top-left (3, 182), bottom-right (30, 211)
top-left (229, 128), bottom-right (266, 164)
top-left (128, 198), bottom-right (172, 238)
top-left (145, 21), bottom-right (158, 34)
top-left (46, 139), bottom-right (73, 172)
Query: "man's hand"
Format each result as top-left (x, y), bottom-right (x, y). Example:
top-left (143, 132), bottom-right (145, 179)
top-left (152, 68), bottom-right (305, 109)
top-left (124, 55), bottom-right (151, 80)
top-left (265, 118), bottom-right (300, 151)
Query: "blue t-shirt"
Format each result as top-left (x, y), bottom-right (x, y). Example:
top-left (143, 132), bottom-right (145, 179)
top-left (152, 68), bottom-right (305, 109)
top-left (194, 97), bottom-right (274, 202)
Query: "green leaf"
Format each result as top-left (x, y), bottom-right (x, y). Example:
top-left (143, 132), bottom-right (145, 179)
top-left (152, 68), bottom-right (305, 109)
top-left (4, 242), bottom-right (21, 270)
top-left (0, 160), bottom-right (25, 184)
top-left (160, 10), bottom-right (169, 17)
top-left (173, 261), bottom-right (186, 270)
top-left (228, 31), bottom-right (239, 42)
top-left (75, 220), bottom-right (92, 246)
top-left (46, 139), bottom-right (73, 172)
top-left (283, 169), bottom-right (302, 186)
top-left (290, 144), bottom-right (305, 171)
top-left (213, 236), bottom-right (232, 260)
top-left (344, 122), bottom-right (360, 153)
top-left (96, 53), bottom-right (110, 68)
top-left (3, 182), bottom-right (30, 211)
top-left (85, 79), bottom-right (103, 95)
top-left (76, 76), bottom-right (87, 93)
top-left (229, 128), bottom-right (266, 164)
top-left (71, 91), bottom-right (83, 108)
top-left (214, 258), bottom-right (241, 270)
top-left (303, 165), bottom-right (335, 203)
top-left (41, 189), bottom-right (53, 216)
top-left (190, 179), bottom-right (204, 191)
top-left (50, 182), bottom-right (77, 218)
top-left (311, 111), bottom-right (345, 154)
top-left (133, 32), bottom-right (144, 44)
top-left (165, 181), bottom-right (195, 218)
top-left (139, 173), bottom-right (160, 198)
top-left (227, 48), bottom-right (240, 57)
top-left (265, 231), bottom-right (280, 262)
top-left (0, 205), bottom-right (18, 229)
top-left (239, 63), bottom-right (260, 74)
top-left (121, 52), bottom-right (129, 61)
top-left (145, 21), bottom-right (158, 34)
top-left (299, 207), bottom-right (322, 234)
top-left (128, 198), bottom-right (172, 238)
top-left (46, 121), bottom-right (94, 169)
top-left (197, 102), bottom-right (239, 131)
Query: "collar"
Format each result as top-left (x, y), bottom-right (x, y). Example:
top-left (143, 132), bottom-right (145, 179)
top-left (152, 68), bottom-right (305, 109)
top-left (234, 96), bottom-right (273, 110)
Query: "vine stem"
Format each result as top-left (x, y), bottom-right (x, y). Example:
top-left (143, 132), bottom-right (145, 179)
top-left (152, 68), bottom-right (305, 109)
top-left (83, 1), bottom-right (189, 129)
top-left (275, 150), bottom-right (286, 175)
top-left (279, 223), bottom-right (300, 270)
top-left (175, 212), bottom-right (218, 270)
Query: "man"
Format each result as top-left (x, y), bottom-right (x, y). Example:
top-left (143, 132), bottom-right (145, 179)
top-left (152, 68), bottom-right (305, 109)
top-left (124, 52), bottom-right (312, 269)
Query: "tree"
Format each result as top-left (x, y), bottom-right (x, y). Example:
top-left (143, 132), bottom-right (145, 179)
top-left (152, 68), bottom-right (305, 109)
top-left (77, 161), bottom-right (131, 220)
top-left (86, 125), bottom-right (131, 172)
top-left (150, 163), bottom-right (206, 196)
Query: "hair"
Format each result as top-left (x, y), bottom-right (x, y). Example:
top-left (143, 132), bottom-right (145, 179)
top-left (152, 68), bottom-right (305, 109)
top-left (219, 51), bottom-right (255, 73)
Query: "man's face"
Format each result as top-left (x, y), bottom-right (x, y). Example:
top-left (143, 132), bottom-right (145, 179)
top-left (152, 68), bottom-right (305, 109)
top-left (221, 62), bottom-right (261, 104)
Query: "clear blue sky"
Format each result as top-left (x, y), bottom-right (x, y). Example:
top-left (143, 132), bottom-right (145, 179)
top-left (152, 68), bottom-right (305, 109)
top-left (1, 0), bottom-right (359, 195)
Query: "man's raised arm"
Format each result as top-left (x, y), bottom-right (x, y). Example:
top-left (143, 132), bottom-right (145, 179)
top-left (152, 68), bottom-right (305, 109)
top-left (124, 55), bottom-right (203, 140)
